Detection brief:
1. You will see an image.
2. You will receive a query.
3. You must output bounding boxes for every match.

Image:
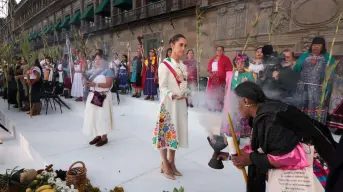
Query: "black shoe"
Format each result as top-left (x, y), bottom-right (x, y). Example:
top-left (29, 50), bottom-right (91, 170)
top-left (89, 136), bottom-right (101, 145)
top-left (96, 139), bottom-right (108, 147)
top-left (132, 94), bottom-right (137, 97)
top-left (13, 105), bottom-right (18, 108)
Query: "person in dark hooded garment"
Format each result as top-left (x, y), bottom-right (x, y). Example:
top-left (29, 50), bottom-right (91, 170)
top-left (218, 81), bottom-right (336, 192)
top-left (326, 136), bottom-right (343, 192)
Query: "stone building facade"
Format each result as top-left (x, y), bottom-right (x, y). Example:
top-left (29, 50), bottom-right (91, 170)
top-left (3, 0), bottom-right (343, 76)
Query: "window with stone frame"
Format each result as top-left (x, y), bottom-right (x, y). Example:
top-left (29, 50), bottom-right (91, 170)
top-left (145, 38), bottom-right (158, 58)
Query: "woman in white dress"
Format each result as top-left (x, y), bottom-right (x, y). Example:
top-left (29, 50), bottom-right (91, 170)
top-left (152, 34), bottom-right (189, 180)
top-left (71, 58), bottom-right (84, 101)
top-left (248, 47), bottom-right (264, 80)
top-left (83, 49), bottom-right (115, 147)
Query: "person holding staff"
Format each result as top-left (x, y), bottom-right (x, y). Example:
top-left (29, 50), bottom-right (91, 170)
top-left (218, 81), bottom-right (336, 192)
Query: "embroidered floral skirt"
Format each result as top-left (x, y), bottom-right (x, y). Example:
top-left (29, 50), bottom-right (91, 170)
top-left (152, 100), bottom-right (188, 150)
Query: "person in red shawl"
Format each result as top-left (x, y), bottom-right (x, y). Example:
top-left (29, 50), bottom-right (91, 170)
top-left (206, 46), bottom-right (233, 111)
top-left (142, 49), bottom-right (158, 101)
top-left (62, 54), bottom-right (72, 98)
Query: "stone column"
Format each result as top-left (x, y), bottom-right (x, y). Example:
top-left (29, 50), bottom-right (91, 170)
top-left (93, 0), bottom-right (101, 30)
top-left (140, 0), bottom-right (147, 19)
top-left (70, 3), bottom-right (74, 34)
top-left (80, 0), bottom-right (85, 27)
top-left (132, 0), bottom-right (137, 9)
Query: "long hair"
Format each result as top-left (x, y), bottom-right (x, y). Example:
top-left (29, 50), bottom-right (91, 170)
top-left (122, 54), bottom-right (128, 62)
top-left (165, 48), bottom-right (172, 58)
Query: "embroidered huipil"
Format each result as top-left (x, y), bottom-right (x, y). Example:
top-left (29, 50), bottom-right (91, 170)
top-left (142, 57), bottom-right (158, 96)
top-left (293, 52), bottom-right (335, 124)
top-left (152, 58), bottom-right (189, 150)
top-left (248, 60), bottom-right (264, 80)
top-left (183, 59), bottom-right (197, 86)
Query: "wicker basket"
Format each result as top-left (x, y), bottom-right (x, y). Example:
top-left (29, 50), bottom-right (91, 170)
top-left (66, 161), bottom-right (87, 192)
top-left (0, 185), bottom-right (20, 192)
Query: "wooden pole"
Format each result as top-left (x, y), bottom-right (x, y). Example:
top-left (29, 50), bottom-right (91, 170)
top-left (227, 112), bottom-right (248, 184)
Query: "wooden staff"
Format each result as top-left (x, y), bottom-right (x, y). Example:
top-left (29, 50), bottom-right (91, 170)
top-left (137, 36), bottom-right (144, 58)
top-left (227, 112), bottom-right (248, 184)
top-left (127, 42), bottom-right (131, 72)
top-left (158, 40), bottom-right (164, 66)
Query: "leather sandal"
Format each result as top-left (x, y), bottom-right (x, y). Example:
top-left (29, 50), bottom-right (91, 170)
top-left (160, 162), bottom-right (176, 180)
top-left (170, 162), bottom-right (182, 176)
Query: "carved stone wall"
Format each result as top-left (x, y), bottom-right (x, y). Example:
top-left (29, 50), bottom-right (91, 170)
top-left (73, 1), bottom-right (81, 11)
top-left (291, 0), bottom-right (339, 28)
top-left (27, 0), bottom-right (343, 77)
top-left (213, 0), bottom-right (343, 58)
top-left (49, 15), bottom-right (54, 24)
top-left (216, 3), bottom-right (247, 40)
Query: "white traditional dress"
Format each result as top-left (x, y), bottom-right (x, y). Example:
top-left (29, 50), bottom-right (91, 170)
top-left (83, 69), bottom-right (115, 137)
top-left (57, 63), bottom-right (63, 83)
top-left (48, 64), bottom-right (54, 81)
top-left (71, 64), bottom-right (83, 97)
top-left (152, 58), bottom-right (189, 150)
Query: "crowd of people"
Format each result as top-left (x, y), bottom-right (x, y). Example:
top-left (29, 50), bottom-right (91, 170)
top-left (1, 33), bottom-right (343, 192)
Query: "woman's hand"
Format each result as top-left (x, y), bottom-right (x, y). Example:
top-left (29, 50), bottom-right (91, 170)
top-left (172, 95), bottom-right (185, 100)
top-left (232, 150), bottom-right (252, 169)
top-left (218, 152), bottom-right (230, 161)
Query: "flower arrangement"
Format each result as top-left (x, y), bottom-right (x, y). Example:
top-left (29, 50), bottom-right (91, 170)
top-left (1, 164), bottom-right (128, 192)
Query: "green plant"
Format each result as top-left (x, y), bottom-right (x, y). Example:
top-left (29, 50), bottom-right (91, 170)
top-left (173, 186), bottom-right (184, 192)
top-left (195, 5), bottom-right (206, 92)
top-left (19, 32), bottom-right (37, 117)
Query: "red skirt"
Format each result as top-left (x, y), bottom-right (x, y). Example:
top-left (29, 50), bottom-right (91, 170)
top-left (132, 83), bottom-right (141, 88)
top-left (64, 77), bottom-right (72, 89)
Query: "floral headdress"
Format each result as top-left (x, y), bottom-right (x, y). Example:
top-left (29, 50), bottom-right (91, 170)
top-left (145, 48), bottom-right (158, 68)
top-left (149, 48), bottom-right (158, 57)
top-left (233, 52), bottom-right (249, 68)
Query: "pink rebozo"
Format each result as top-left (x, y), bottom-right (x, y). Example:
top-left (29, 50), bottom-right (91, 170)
top-left (243, 143), bottom-right (310, 170)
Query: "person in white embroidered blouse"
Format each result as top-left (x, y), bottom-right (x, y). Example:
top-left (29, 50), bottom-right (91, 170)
top-left (27, 59), bottom-right (43, 116)
top-left (71, 55), bottom-right (84, 102)
top-left (152, 34), bottom-right (190, 180)
top-left (248, 47), bottom-right (264, 80)
top-left (83, 49), bottom-right (115, 147)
